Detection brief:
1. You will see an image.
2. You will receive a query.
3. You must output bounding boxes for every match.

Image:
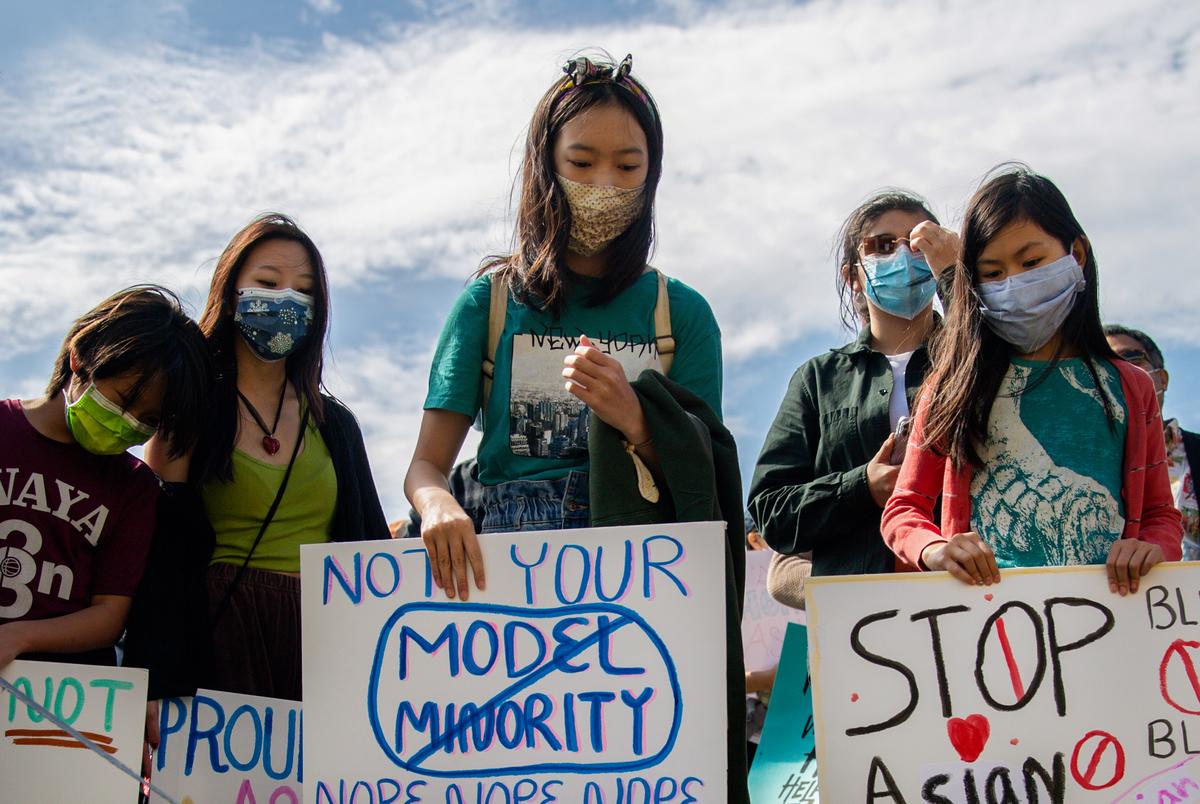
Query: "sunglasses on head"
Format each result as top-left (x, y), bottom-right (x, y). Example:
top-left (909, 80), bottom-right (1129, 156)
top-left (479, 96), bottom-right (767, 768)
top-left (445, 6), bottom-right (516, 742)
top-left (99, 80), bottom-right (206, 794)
top-left (860, 234), bottom-right (911, 256)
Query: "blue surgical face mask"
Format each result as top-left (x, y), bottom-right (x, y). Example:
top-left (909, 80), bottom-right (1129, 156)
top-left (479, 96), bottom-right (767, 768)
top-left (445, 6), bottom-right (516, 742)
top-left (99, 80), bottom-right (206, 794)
top-left (976, 253), bottom-right (1086, 354)
top-left (861, 245), bottom-right (937, 320)
top-left (234, 287), bottom-right (315, 362)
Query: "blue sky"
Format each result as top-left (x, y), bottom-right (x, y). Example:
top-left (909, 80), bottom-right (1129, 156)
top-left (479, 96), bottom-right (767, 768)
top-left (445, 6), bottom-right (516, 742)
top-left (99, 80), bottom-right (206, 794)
top-left (3, 0), bottom-right (1198, 521)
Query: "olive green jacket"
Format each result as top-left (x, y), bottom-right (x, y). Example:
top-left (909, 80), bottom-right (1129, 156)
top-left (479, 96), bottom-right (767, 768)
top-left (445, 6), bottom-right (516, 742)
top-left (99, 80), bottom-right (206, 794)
top-left (748, 328), bottom-right (932, 577)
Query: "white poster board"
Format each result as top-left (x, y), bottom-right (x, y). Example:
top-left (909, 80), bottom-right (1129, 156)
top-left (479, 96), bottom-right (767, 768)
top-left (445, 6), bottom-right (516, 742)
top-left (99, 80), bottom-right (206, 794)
top-left (741, 549), bottom-right (806, 673)
top-left (0, 658), bottom-right (148, 803)
top-left (151, 689), bottom-right (302, 803)
top-left (806, 563), bottom-right (1200, 802)
top-left (301, 522), bottom-right (728, 803)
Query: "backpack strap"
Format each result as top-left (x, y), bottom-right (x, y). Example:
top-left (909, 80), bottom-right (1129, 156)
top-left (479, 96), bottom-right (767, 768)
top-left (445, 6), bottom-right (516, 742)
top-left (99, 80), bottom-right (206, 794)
top-left (651, 268), bottom-right (674, 375)
top-left (481, 271), bottom-right (509, 422)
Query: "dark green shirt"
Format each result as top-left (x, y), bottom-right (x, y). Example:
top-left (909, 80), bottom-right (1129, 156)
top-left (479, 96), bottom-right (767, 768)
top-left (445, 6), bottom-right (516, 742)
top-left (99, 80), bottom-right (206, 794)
top-left (748, 328), bottom-right (931, 576)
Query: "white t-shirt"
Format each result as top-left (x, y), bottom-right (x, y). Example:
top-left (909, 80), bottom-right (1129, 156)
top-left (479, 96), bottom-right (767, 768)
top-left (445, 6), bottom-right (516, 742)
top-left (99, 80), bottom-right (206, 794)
top-left (886, 350), bottom-right (914, 429)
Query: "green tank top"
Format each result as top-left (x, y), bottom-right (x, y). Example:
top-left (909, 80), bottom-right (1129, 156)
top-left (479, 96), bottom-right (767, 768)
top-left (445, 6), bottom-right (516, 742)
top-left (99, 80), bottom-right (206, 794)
top-left (204, 420), bottom-right (338, 573)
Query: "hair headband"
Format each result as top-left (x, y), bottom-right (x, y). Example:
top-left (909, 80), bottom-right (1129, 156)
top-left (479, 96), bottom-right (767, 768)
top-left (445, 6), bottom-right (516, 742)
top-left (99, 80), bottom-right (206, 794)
top-left (558, 53), bottom-right (655, 120)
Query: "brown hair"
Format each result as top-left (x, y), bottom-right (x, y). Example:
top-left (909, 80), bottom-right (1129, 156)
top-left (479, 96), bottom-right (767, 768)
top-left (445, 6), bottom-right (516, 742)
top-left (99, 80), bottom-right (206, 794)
top-left (921, 164), bottom-right (1118, 469)
top-left (192, 213), bottom-right (331, 483)
top-left (48, 285), bottom-right (211, 457)
top-left (834, 190), bottom-right (939, 331)
top-left (480, 54), bottom-right (663, 317)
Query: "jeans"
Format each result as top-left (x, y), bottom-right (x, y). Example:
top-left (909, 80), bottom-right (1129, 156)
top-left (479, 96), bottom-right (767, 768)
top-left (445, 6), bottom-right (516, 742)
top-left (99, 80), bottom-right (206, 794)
top-left (479, 471), bottom-right (590, 534)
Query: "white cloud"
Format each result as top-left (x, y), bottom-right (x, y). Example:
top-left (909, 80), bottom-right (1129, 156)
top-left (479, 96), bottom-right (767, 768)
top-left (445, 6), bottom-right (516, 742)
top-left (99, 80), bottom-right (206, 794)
top-left (324, 341), bottom-right (481, 519)
top-left (2, 0), bottom-right (1196, 362)
top-left (306, 0), bottom-right (342, 15)
top-left (2, 0), bottom-right (1198, 501)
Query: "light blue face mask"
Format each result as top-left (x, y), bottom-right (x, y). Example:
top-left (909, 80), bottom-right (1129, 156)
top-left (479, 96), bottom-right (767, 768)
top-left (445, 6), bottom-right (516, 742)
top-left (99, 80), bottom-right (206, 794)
top-left (861, 245), bottom-right (937, 320)
top-left (976, 253), bottom-right (1086, 354)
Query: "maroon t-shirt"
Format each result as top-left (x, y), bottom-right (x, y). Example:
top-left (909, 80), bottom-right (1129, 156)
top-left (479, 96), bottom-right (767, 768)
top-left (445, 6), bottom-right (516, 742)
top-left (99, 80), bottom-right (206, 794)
top-left (0, 399), bottom-right (158, 626)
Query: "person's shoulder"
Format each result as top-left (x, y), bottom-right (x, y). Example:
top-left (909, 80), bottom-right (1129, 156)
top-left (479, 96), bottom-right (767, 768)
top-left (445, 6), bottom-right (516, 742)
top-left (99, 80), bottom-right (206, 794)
top-left (1108, 357), bottom-right (1155, 400)
top-left (320, 394), bottom-right (361, 429)
top-left (117, 454), bottom-right (161, 497)
top-left (661, 273), bottom-right (713, 312)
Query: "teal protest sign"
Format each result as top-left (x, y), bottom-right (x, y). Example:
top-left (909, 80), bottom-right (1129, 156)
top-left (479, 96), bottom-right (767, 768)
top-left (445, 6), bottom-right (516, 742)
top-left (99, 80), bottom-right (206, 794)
top-left (748, 622), bottom-right (819, 803)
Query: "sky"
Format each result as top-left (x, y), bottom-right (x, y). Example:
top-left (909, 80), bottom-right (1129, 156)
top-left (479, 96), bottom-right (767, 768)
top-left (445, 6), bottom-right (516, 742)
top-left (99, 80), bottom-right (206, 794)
top-left (3, 0), bottom-right (1198, 522)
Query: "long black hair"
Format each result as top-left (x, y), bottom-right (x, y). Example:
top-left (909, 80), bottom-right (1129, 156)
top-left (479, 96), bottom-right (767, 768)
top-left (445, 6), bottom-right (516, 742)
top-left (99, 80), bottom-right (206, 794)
top-left (192, 213), bottom-right (331, 483)
top-left (480, 52), bottom-right (663, 317)
top-left (923, 164), bottom-right (1118, 468)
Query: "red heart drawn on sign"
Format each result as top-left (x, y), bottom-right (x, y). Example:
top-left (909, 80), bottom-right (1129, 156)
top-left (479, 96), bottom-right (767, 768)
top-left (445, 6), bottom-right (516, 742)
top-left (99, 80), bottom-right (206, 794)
top-left (947, 714), bottom-right (990, 762)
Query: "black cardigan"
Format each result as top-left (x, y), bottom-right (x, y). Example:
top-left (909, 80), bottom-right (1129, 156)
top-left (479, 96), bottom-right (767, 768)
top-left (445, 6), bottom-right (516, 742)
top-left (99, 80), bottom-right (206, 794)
top-left (123, 395), bottom-right (389, 698)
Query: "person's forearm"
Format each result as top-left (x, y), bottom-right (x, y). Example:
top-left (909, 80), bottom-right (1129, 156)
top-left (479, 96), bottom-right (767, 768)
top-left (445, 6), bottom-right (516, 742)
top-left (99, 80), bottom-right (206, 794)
top-left (2, 598), bottom-right (129, 657)
top-left (405, 459), bottom-right (457, 519)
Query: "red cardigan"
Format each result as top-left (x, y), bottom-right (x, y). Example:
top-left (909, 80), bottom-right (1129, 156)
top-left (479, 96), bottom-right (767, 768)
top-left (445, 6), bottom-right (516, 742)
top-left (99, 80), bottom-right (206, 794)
top-left (883, 358), bottom-right (1184, 569)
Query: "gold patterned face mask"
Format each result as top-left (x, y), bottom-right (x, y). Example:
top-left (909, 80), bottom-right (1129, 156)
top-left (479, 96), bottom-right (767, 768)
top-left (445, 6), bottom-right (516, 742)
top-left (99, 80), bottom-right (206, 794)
top-left (557, 175), bottom-right (645, 257)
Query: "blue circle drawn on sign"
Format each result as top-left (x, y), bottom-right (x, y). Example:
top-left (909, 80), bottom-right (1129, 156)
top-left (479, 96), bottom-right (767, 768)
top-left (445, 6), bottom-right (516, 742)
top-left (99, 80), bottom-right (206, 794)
top-left (366, 600), bottom-right (683, 778)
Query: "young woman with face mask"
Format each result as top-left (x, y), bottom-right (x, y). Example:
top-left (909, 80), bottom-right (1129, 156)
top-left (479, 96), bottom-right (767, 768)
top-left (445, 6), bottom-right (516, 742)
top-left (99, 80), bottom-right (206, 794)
top-left (882, 165), bottom-right (1182, 594)
top-left (748, 191), bottom-right (960, 581)
top-left (0, 286), bottom-right (209, 670)
top-left (404, 54), bottom-right (723, 601)
top-left (124, 214), bottom-right (388, 702)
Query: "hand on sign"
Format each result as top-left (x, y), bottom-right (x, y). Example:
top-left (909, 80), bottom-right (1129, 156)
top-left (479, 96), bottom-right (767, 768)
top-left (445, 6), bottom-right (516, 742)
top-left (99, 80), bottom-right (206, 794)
top-left (922, 532), bottom-right (1001, 586)
top-left (866, 434), bottom-right (901, 508)
top-left (421, 495), bottom-right (486, 601)
top-left (910, 220), bottom-right (961, 276)
top-left (562, 335), bottom-right (650, 445)
top-left (1106, 539), bottom-right (1164, 596)
top-left (142, 700), bottom-right (160, 779)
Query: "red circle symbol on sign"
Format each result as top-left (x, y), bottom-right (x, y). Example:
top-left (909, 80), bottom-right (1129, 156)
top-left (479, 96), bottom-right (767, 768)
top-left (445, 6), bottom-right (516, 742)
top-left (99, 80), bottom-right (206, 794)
top-left (1070, 730), bottom-right (1125, 791)
top-left (1160, 639), bottom-right (1200, 715)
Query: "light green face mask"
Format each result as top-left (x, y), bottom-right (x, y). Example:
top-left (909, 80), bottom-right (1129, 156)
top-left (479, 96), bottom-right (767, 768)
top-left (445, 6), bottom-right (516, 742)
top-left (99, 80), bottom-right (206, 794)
top-left (64, 384), bottom-right (156, 455)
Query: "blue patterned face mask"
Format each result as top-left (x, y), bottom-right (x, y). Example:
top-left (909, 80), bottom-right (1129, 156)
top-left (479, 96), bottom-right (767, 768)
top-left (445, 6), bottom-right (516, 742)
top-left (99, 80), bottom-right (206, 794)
top-left (861, 245), bottom-right (937, 320)
top-left (234, 287), bottom-right (315, 362)
top-left (976, 253), bottom-right (1086, 354)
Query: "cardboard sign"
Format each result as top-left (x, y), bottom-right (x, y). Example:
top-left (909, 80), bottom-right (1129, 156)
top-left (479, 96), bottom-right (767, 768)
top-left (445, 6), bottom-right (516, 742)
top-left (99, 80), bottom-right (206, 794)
top-left (806, 563), bottom-right (1200, 802)
top-left (151, 689), bottom-right (302, 803)
top-left (0, 659), bottom-right (148, 803)
top-left (747, 622), bottom-right (819, 803)
top-left (742, 550), bottom-right (807, 673)
top-left (300, 522), bottom-right (728, 803)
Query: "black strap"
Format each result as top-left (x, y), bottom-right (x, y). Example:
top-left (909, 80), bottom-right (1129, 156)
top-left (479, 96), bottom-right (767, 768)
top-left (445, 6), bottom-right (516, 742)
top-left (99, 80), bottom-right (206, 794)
top-left (1183, 429), bottom-right (1200, 488)
top-left (210, 406), bottom-right (310, 630)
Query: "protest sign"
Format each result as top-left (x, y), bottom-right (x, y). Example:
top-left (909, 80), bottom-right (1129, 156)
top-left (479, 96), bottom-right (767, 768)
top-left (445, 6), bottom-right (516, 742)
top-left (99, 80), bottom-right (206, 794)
top-left (742, 550), bottom-right (807, 673)
top-left (0, 658), bottom-right (147, 803)
top-left (806, 563), bottom-right (1200, 802)
top-left (747, 622), bottom-right (819, 803)
top-left (151, 689), bottom-right (302, 803)
top-left (300, 522), bottom-right (728, 803)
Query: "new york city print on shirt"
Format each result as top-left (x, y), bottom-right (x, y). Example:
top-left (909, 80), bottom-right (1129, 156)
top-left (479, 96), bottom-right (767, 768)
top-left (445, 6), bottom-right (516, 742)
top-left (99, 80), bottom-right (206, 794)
top-left (508, 327), bottom-right (662, 459)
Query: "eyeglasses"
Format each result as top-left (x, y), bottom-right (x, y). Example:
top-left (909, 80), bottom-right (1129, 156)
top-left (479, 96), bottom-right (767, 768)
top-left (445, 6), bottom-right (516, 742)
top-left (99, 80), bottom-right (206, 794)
top-left (1115, 349), bottom-right (1162, 373)
top-left (860, 234), bottom-right (911, 256)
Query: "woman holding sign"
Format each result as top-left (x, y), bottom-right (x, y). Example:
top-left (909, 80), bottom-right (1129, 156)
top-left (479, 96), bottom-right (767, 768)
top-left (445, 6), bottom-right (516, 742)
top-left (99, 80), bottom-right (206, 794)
top-left (748, 191), bottom-right (958, 583)
top-left (404, 53), bottom-right (723, 600)
top-left (125, 214), bottom-right (389, 702)
top-left (882, 165), bottom-right (1182, 592)
top-left (405, 55), bottom-right (748, 798)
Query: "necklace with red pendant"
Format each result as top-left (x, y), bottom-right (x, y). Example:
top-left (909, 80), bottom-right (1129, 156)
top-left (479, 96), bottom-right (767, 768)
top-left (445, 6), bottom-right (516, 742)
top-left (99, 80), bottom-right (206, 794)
top-left (237, 381), bottom-right (288, 456)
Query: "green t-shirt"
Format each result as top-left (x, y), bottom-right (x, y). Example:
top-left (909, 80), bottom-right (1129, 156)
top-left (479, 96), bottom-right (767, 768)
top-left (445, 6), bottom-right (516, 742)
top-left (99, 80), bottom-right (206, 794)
top-left (425, 270), bottom-right (723, 485)
top-left (970, 356), bottom-right (1128, 568)
top-left (204, 420), bottom-right (337, 573)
